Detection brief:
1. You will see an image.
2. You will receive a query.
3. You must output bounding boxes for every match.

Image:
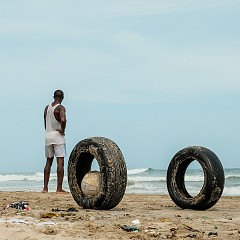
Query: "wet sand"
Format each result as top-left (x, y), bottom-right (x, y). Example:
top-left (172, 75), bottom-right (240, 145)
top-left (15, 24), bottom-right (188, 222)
top-left (0, 192), bottom-right (240, 239)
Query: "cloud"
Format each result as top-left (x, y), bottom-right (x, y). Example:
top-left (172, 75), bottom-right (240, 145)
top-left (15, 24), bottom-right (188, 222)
top-left (0, 0), bottom-right (239, 104)
top-left (76, 0), bottom-right (240, 19)
top-left (1, 0), bottom-right (239, 35)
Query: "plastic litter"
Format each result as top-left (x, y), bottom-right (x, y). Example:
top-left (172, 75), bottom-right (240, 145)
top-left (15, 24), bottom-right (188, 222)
top-left (51, 207), bottom-right (78, 212)
top-left (37, 221), bottom-right (57, 226)
top-left (0, 218), bottom-right (56, 226)
top-left (131, 219), bottom-right (140, 225)
top-left (51, 208), bottom-right (65, 212)
top-left (0, 219), bottom-right (29, 224)
top-left (6, 202), bottom-right (30, 211)
top-left (66, 207), bottom-right (78, 212)
top-left (121, 225), bottom-right (140, 232)
top-left (160, 218), bottom-right (171, 222)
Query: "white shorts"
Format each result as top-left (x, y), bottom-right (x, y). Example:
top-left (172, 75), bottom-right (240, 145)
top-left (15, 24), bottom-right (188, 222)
top-left (45, 144), bottom-right (66, 158)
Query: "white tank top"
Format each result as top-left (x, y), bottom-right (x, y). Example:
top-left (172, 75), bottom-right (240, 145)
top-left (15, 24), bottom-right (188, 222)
top-left (45, 104), bottom-right (65, 146)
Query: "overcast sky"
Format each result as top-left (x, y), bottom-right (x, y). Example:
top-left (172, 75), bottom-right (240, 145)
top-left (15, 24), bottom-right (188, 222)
top-left (0, 0), bottom-right (240, 172)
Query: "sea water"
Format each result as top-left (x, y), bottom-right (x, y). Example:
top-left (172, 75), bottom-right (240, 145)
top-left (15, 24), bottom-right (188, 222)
top-left (0, 168), bottom-right (239, 196)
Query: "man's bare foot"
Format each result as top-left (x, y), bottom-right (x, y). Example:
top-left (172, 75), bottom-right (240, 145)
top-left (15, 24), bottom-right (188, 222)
top-left (56, 189), bottom-right (68, 194)
top-left (42, 188), bottom-right (48, 193)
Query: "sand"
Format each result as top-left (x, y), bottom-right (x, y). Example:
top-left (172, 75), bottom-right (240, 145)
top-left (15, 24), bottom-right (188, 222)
top-left (0, 192), bottom-right (240, 240)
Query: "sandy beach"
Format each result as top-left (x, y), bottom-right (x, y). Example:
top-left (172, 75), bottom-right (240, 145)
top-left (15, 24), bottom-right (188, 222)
top-left (0, 192), bottom-right (240, 240)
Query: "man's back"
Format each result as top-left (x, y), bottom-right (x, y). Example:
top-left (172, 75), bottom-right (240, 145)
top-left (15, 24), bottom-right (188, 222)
top-left (42, 89), bottom-right (67, 193)
top-left (44, 102), bottom-right (66, 133)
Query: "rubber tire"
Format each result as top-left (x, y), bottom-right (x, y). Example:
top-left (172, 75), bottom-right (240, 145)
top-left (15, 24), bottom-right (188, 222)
top-left (167, 146), bottom-right (225, 210)
top-left (68, 137), bottom-right (127, 210)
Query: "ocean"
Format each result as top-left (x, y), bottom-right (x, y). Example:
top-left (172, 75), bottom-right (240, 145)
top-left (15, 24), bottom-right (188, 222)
top-left (0, 168), bottom-right (239, 196)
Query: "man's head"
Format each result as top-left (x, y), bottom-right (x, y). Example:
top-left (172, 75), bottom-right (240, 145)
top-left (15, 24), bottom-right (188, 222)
top-left (54, 90), bottom-right (64, 100)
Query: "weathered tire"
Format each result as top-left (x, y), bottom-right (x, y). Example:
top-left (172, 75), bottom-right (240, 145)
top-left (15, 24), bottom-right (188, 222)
top-left (167, 146), bottom-right (225, 210)
top-left (68, 137), bottom-right (127, 210)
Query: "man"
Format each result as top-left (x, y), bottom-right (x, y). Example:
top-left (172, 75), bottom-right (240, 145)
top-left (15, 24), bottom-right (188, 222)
top-left (42, 90), bottom-right (67, 193)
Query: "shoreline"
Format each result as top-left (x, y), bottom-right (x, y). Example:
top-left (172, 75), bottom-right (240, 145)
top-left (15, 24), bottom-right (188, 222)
top-left (1, 192), bottom-right (240, 239)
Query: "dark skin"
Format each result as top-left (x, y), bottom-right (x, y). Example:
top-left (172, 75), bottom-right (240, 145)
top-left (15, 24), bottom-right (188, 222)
top-left (42, 96), bottom-right (67, 193)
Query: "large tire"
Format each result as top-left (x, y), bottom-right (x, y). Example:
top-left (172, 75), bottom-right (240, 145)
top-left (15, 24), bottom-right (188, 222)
top-left (68, 137), bottom-right (127, 210)
top-left (167, 146), bottom-right (225, 210)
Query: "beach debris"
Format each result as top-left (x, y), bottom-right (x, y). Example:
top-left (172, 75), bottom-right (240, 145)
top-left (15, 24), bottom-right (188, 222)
top-left (167, 146), bottom-right (224, 211)
top-left (186, 233), bottom-right (197, 238)
top-left (170, 227), bottom-right (177, 232)
top-left (160, 218), bottom-right (171, 222)
top-left (0, 219), bottom-right (29, 224)
top-left (5, 202), bottom-right (30, 211)
top-left (0, 218), bottom-right (56, 226)
top-left (40, 213), bottom-right (59, 218)
top-left (121, 225), bottom-right (140, 232)
top-left (51, 207), bottom-right (78, 212)
top-left (208, 231), bottom-right (218, 237)
top-left (68, 137), bottom-right (127, 210)
top-left (183, 224), bottom-right (200, 232)
top-left (37, 221), bottom-right (56, 226)
top-left (66, 207), bottom-right (78, 212)
top-left (131, 219), bottom-right (140, 225)
top-left (51, 208), bottom-right (65, 212)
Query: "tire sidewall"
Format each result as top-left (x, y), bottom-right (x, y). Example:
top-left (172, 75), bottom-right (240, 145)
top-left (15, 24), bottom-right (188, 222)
top-left (167, 146), bottom-right (224, 210)
top-left (68, 137), bottom-right (127, 210)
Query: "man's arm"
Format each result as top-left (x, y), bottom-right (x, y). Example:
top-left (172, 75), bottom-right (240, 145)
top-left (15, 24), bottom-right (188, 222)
top-left (59, 106), bottom-right (67, 135)
top-left (44, 106), bottom-right (48, 129)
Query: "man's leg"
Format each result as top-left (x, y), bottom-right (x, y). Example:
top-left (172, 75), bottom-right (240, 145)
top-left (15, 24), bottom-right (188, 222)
top-left (42, 157), bottom-right (54, 193)
top-left (56, 157), bottom-right (67, 193)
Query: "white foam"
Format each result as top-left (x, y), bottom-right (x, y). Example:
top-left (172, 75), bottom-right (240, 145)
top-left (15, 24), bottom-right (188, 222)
top-left (128, 176), bottom-right (166, 182)
top-left (184, 175), bottom-right (204, 182)
top-left (0, 172), bottom-right (61, 182)
top-left (127, 168), bottom-right (149, 175)
top-left (223, 186), bottom-right (240, 196)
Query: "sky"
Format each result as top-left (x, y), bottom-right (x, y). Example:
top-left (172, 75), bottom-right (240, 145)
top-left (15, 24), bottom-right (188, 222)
top-left (0, 0), bottom-right (240, 172)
